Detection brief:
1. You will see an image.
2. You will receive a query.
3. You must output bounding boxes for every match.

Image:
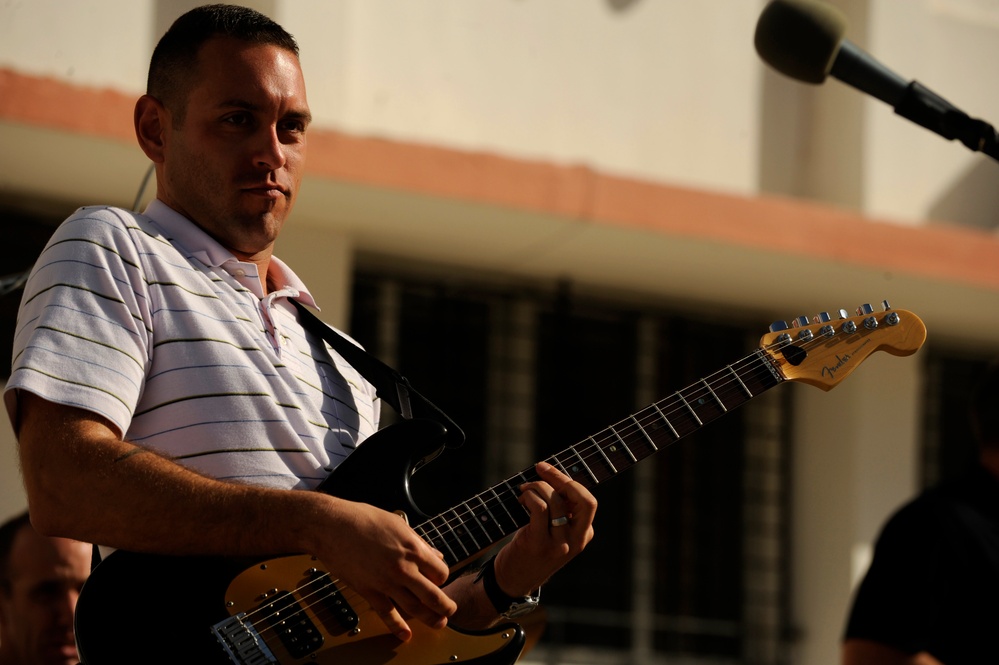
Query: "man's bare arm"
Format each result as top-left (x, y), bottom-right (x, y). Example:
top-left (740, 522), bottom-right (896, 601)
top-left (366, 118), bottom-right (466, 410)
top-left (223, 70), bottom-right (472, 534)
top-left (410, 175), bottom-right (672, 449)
top-left (13, 391), bottom-right (455, 640)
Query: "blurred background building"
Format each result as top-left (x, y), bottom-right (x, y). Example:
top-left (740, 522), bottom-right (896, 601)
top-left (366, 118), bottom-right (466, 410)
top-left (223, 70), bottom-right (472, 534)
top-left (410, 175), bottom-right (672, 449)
top-left (1, 1), bottom-right (998, 663)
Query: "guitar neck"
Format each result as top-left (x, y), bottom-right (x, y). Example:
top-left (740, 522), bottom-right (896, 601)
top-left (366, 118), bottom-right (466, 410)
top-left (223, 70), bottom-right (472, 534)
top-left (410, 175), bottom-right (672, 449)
top-left (413, 348), bottom-right (783, 569)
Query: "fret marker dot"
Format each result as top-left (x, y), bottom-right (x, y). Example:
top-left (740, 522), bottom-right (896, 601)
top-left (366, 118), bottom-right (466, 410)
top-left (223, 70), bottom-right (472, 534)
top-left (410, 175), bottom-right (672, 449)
top-left (610, 445), bottom-right (618, 452)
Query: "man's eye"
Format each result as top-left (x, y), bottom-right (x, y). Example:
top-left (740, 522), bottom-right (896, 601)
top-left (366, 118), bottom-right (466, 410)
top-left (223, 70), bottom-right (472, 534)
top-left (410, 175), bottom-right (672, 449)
top-left (223, 114), bottom-right (252, 126)
top-left (279, 120), bottom-right (306, 133)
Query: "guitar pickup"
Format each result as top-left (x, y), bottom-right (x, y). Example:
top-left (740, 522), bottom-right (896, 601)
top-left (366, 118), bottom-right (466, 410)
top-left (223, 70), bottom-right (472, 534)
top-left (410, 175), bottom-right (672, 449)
top-left (256, 590), bottom-right (325, 659)
top-left (308, 568), bottom-right (359, 631)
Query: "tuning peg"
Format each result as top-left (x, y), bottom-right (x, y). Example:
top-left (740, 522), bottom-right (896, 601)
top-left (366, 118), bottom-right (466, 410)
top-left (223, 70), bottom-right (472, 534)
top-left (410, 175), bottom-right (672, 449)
top-left (838, 309), bottom-right (849, 319)
top-left (857, 303), bottom-right (874, 315)
top-left (882, 299), bottom-right (892, 311)
top-left (790, 315), bottom-right (809, 328)
top-left (813, 312), bottom-right (832, 323)
top-left (769, 320), bottom-right (789, 333)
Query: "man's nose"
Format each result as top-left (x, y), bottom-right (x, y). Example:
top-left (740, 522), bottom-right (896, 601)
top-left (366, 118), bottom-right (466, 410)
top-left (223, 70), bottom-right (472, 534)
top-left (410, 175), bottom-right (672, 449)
top-left (254, 125), bottom-right (287, 170)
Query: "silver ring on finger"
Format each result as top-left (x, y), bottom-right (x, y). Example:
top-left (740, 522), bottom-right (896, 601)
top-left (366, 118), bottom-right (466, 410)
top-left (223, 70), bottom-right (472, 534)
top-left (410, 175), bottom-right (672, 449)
top-left (550, 516), bottom-right (569, 527)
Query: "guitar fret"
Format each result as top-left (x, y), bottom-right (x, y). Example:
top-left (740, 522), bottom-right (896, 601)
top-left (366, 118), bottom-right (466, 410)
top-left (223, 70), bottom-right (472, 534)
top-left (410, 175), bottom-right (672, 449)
top-left (652, 403), bottom-right (680, 439)
top-left (570, 445), bottom-right (600, 484)
top-left (504, 476), bottom-right (532, 526)
top-left (550, 458), bottom-right (572, 477)
top-left (475, 495), bottom-right (508, 541)
top-left (448, 508), bottom-right (476, 557)
top-left (677, 391), bottom-right (703, 426)
top-left (426, 515), bottom-right (460, 564)
top-left (608, 424), bottom-right (638, 463)
top-left (728, 363), bottom-right (753, 398)
top-left (466, 499), bottom-right (492, 541)
top-left (590, 437), bottom-right (617, 475)
top-left (701, 378), bottom-right (727, 412)
top-left (490, 487), bottom-right (520, 531)
top-left (630, 414), bottom-right (658, 452)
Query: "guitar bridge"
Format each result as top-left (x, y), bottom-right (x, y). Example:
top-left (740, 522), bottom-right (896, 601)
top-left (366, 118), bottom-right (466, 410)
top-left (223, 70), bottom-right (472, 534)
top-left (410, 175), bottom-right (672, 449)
top-left (212, 613), bottom-right (278, 665)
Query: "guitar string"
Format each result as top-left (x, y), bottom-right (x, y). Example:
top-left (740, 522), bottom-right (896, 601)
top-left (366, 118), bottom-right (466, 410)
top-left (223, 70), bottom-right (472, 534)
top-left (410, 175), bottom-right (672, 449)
top-left (232, 349), bottom-right (784, 641)
top-left (233, 324), bottom-right (863, 642)
top-left (232, 328), bottom-right (826, 637)
top-left (408, 337), bottom-right (794, 542)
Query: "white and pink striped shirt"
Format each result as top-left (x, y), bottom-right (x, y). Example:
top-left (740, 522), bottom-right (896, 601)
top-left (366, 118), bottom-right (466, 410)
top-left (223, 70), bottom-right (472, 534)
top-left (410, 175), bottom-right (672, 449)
top-left (6, 200), bottom-right (379, 489)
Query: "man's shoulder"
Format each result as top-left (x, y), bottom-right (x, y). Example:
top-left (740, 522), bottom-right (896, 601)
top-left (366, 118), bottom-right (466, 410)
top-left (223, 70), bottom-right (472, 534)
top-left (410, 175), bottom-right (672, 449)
top-left (65, 204), bottom-right (142, 222)
top-left (55, 205), bottom-right (168, 247)
top-left (880, 468), bottom-right (999, 544)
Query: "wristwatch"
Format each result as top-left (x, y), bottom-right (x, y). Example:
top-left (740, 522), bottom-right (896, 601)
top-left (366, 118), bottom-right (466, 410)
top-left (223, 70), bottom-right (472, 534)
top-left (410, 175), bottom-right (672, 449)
top-left (474, 556), bottom-right (541, 619)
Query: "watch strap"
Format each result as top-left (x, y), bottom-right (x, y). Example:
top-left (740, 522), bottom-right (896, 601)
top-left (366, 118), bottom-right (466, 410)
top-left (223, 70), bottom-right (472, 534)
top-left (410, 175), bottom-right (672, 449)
top-left (474, 556), bottom-right (540, 618)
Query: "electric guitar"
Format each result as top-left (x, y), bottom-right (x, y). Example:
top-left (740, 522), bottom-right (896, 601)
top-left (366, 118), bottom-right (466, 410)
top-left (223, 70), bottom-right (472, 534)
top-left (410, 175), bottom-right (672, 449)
top-left (74, 303), bottom-right (926, 665)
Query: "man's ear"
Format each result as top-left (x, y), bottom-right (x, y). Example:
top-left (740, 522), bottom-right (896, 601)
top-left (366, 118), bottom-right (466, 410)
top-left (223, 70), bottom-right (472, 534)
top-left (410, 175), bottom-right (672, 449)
top-left (134, 95), bottom-right (169, 163)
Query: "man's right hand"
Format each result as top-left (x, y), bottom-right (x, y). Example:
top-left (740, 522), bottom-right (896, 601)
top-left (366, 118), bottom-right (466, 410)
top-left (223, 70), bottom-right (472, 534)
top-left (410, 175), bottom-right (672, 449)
top-left (310, 497), bottom-right (457, 641)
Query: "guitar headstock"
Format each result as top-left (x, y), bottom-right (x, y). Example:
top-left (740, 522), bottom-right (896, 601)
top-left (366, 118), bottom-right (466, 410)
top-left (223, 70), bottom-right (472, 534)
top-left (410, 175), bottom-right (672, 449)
top-left (759, 301), bottom-right (926, 391)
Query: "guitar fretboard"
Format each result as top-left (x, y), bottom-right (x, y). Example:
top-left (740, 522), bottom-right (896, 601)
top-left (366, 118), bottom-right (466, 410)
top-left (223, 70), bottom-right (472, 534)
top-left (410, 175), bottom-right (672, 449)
top-left (413, 348), bottom-right (783, 569)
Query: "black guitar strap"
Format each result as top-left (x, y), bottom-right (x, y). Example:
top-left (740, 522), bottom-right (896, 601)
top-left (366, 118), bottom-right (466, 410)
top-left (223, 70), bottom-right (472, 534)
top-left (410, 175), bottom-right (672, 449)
top-left (292, 299), bottom-right (465, 449)
top-left (89, 300), bottom-right (465, 572)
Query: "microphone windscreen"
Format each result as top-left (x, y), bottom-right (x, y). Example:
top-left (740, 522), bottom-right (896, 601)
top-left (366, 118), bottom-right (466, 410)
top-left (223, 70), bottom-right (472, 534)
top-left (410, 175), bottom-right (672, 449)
top-left (754, 0), bottom-right (848, 84)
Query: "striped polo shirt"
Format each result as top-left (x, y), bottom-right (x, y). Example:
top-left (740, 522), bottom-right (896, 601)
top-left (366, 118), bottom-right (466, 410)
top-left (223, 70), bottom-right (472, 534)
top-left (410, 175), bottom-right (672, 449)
top-left (6, 200), bottom-right (380, 489)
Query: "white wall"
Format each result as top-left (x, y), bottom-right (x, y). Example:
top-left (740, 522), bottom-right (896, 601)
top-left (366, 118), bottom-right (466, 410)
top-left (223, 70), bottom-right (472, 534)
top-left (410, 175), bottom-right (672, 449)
top-left (790, 350), bottom-right (923, 664)
top-left (284, 0), bottom-right (767, 194)
top-left (5, 0), bottom-right (998, 219)
top-left (0, 0), bottom-right (152, 90)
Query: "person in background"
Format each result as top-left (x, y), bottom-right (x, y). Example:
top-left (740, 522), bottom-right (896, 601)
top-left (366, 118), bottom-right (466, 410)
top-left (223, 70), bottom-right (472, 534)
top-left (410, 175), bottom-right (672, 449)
top-left (842, 362), bottom-right (999, 665)
top-left (0, 511), bottom-right (91, 665)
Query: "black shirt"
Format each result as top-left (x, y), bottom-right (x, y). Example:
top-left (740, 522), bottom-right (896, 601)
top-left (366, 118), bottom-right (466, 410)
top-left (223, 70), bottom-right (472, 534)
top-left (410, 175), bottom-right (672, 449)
top-left (844, 464), bottom-right (999, 664)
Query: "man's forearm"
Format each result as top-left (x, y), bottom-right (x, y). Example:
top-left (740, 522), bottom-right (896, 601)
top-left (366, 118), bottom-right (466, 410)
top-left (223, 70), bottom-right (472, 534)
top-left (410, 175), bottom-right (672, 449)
top-left (15, 391), bottom-right (333, 558)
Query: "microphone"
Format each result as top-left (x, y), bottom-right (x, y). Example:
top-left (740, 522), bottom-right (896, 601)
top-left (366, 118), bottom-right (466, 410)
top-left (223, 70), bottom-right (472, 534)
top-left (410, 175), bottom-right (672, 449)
top-left (754, 0), bottom-right (999, 161)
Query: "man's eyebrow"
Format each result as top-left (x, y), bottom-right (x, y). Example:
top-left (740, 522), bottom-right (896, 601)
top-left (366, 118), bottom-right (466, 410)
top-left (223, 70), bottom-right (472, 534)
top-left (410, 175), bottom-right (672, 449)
top-left (217, 99), bottom-right (312, 124)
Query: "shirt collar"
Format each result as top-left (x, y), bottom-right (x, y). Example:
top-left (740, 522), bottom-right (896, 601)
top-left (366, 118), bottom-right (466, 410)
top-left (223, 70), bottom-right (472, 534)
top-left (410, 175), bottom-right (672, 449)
top-left (142, 199), bottom-right (319, 308)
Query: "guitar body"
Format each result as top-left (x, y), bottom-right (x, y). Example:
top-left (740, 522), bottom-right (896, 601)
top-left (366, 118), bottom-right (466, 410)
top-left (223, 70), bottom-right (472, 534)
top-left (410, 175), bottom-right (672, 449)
top-left (75, 419), bottom-right (527, 665)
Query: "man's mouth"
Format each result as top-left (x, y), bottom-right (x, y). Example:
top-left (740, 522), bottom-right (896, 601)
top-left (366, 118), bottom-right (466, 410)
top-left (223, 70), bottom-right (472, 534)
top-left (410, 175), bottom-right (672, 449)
top-left (243, 183), bottom-right (289, 199)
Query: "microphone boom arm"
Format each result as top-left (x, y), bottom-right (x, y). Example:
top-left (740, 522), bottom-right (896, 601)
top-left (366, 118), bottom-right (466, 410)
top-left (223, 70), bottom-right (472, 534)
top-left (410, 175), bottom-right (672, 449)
top-left (894, 81), bottom-right (999, 161)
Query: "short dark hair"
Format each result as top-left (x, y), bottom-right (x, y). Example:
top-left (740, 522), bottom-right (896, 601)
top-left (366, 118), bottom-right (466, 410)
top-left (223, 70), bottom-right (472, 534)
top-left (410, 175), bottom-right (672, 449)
top-left (971, 360), bottom-right (999, 449)
top-left (0, 511), bottom-right (31, 595)
top-left (147, 4), bottom-right (299, 122)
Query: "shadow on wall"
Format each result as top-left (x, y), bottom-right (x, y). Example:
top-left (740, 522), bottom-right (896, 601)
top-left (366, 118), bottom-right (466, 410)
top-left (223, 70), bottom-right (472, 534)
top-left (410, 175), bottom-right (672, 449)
top-left (928, 159), bottom-right (999, 232)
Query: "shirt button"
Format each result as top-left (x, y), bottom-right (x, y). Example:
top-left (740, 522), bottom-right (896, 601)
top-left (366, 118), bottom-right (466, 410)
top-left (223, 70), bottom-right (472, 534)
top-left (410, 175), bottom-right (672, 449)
top-left (234, 269), bottom-right (246, 277)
